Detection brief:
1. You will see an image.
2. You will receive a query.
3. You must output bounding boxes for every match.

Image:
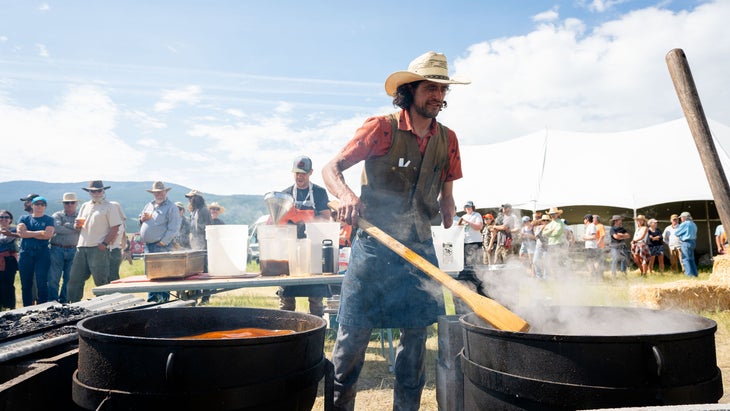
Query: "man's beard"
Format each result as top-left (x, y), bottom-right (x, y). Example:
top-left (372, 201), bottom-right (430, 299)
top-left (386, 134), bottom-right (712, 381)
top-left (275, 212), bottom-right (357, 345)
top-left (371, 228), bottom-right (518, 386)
top-left (413, 100), bottom-right (442, 119)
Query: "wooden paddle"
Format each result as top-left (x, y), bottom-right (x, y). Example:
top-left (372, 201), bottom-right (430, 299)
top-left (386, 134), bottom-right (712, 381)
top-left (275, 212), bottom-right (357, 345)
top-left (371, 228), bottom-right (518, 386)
top-left (331, 202), bottom-right (530, 332)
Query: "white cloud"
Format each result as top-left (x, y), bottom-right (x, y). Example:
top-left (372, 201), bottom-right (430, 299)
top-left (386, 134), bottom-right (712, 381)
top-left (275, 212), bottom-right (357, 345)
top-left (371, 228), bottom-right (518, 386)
top-left (123, 110), bottom-right (167, 132)
top-left (38, 3), bottom-right (50, 12)
top-left (0, 85), bottom-right (145, 182)
top-left (35, 43), bottom-right (49, 57)
top-left (580, 0), bottom-right (627, 13)
top-left (153, 85), bottom-right (201, 112)
top-left (444, 1), bottom-right (730, 144)
top-left (533, 7), bottom-right (560, 23)
top-left (0, 36), bottom-right (8, 42)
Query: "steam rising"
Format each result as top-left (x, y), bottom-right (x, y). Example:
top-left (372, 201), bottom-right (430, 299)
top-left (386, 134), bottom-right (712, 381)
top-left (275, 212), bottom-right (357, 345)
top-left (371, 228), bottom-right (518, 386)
top-left (456, 257), bottom-right (715, 336)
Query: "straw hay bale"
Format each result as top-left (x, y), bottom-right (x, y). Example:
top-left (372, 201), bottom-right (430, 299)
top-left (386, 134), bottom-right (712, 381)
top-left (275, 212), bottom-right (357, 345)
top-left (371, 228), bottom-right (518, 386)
top-left (710, 254), bottom-right (730, 283)
top-left (630, 280), bottom-right (730, 312)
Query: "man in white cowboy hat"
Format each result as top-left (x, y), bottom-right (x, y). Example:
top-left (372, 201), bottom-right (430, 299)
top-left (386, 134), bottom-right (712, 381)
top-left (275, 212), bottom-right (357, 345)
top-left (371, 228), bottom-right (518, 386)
top-left (48, 192), bottom-right (80, 303)
top-left (68, 180), bottom-right (124, 303)
top-left (140, 181), bottom-right (182, 303)
top-left (322, 51), bottom-right (469, 410)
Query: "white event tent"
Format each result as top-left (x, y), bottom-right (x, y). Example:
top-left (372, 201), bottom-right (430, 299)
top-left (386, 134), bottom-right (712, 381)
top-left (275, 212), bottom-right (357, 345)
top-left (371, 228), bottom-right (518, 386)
top-left (453, 118), bottom-right (730, 213)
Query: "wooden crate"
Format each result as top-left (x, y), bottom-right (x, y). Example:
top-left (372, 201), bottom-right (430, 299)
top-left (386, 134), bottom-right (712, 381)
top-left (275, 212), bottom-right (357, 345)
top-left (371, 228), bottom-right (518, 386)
top-left (144, 251), bottom-right (205, 280)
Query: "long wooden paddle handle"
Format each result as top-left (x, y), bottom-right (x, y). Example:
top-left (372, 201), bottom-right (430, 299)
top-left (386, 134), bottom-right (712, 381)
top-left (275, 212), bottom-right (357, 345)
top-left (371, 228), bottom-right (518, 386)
top-left (666, 49), bottom-right (730, 232)
top-left (330, 202), bottom-right (529, 332)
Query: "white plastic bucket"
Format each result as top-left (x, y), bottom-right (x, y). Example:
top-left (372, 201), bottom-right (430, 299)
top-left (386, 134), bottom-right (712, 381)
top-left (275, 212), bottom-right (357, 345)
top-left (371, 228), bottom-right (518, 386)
top-left (431, 225), bottom-right (465, 273)
top-left (205, 225), bottom-right (249, 274)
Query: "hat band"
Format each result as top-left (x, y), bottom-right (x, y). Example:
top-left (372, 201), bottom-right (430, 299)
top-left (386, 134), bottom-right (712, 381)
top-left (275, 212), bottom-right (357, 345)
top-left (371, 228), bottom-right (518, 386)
top-left (423, 74), bottom-right (449, 80)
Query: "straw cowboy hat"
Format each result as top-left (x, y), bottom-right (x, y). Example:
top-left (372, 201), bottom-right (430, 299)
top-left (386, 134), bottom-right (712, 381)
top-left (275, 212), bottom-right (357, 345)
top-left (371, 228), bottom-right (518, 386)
top-left (209, 202), bottom-right (225, 213)
top-left (60, 192), bottom-right (78, 202)
top-left (546, 207), bottom-right (563, 215)
top-left (146, 181), bottom-right (172, 193)
top-left (82, 180), bottom-right (110, 191)
top-left (384, 51), bottom-right (470, 97)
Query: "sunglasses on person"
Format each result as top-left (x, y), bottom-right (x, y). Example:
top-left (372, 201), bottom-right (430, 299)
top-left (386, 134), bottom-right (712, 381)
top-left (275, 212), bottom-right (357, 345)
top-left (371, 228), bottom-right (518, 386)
top-left (88, 189), bottom-right (103, 193)
top-left (210, 207), bottom-right (220, 211)
top-left (63, 201), bottom-right (77, 205)
top-left (0, 216), bottom-right (11, 219)
top-left (32, 203), bottom-right (47, 207)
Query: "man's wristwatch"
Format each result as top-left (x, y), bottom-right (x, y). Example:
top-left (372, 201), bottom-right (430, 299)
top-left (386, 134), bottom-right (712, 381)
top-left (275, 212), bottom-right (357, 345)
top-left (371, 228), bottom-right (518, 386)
top-left (101, 241), bottom-right (108, 246)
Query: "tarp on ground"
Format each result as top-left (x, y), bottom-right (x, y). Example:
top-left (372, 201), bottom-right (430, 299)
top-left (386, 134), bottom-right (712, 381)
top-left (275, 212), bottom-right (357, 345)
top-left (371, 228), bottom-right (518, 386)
top-left (453, 118), bottom-right (730, 212)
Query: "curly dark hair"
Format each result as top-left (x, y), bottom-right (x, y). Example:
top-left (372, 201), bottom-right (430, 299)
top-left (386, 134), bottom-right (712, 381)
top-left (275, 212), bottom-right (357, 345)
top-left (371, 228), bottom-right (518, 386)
top-left (392, 81), bottom-right (421, 110)
top-left (392, 80), bottom-right (448, 111)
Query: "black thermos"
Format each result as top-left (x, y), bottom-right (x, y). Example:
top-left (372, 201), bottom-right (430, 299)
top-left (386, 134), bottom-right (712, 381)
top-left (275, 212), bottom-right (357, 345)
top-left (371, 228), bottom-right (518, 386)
top-left (322, 239), bottom-right (334, 273)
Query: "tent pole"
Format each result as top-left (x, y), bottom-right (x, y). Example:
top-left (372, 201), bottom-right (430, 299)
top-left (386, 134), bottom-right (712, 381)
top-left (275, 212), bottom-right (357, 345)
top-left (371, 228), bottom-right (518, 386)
top-left (706, 200), bottom-right (713, 258)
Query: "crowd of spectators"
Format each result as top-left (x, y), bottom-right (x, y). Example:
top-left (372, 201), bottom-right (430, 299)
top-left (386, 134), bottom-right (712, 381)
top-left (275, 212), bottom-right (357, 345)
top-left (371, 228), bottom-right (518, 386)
top-left (0, 180), bottom-right (228, 308)
top-left (456, 204), bottom-right (708, 280)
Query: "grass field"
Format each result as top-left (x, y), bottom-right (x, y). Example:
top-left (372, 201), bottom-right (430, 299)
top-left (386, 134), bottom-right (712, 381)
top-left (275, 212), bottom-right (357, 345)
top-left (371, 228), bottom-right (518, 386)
top-left (11, 259), bottom-right (729, 410)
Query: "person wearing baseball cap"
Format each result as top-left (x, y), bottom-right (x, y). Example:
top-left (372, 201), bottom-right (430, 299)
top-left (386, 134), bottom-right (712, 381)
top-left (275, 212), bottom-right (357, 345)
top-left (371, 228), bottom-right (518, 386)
top-left (20, 194), bottom-right (39, 213)
top-left (16, 196), bottom-right (55, 306)
top-left (322, 51), bottom-right (469, 410)
top-left (663, 214), bottom-right (683, 273)
top-left (278, 155), bottom-right (332, 318)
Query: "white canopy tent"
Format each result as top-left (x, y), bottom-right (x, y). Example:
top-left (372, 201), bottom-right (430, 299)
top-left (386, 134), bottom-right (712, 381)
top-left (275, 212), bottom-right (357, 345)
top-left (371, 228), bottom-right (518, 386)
top-left (453, 118), bottom-right (730, 213)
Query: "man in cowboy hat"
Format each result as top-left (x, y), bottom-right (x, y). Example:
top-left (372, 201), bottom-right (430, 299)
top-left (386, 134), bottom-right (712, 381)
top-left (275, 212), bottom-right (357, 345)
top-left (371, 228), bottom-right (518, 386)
top-left (67, 181), bottom-right (124, 303)
top-left (609, 215), bottom-right (630, 277)
top-left (322, 51), bottom-right (468, 410)
top-left (540, 207), bottom-right (566, 275)
top-left (140, 181), bottom-right (182, 303)
top-left (48, 192), bottom-right (80, 303)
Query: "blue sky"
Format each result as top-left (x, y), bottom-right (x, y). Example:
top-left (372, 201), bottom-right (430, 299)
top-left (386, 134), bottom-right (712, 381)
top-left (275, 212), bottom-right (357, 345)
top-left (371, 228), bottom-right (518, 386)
top-left (1, 0), bottom-right (727, 198)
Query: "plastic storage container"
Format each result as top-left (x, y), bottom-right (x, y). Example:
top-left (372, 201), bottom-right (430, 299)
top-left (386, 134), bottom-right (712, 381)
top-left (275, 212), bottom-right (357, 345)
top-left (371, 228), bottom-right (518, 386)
top-left (205, 225), bottom-right (249, 274)
top-left (258, 224), bottom-right (297, 276)
top-left (288, 238), bottom-right (311, 276)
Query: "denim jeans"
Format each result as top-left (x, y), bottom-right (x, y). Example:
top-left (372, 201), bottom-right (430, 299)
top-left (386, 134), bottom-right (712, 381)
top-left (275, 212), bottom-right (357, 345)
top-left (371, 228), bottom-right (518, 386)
top-left (532, 245), bottom-right (546, 278)
top-left (332, 325), bottom-right (427, 411)
top-left (680, 240), bottom-right (698, 276)
top-left (610, 245), bottom-right (627, 275)
top-left (147, 242), bottom-right (172, 302)
top-left (48, 246), bottom-right (76, 303)
top-left (18, 246), bottom-right (51, 306)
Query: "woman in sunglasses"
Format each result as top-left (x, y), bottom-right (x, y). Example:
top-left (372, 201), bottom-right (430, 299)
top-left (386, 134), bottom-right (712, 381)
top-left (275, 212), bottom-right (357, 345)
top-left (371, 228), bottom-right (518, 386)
top-left (0, 210), bottom-right (20, 309)
top-left (16, 196), bottom-right (55, 306)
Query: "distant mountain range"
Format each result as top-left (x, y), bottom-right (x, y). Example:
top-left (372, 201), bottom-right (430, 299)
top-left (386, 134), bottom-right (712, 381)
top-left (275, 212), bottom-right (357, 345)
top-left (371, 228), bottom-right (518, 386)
top-left (0, 181), bottom-right (268, 233)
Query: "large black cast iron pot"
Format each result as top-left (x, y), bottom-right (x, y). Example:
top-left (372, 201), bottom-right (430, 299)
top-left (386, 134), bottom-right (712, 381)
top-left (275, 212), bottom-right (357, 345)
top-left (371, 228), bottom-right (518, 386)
top-left (72, 307), bottom-right (328, 411)
top-left (460, 306), bottom-right (723, 410)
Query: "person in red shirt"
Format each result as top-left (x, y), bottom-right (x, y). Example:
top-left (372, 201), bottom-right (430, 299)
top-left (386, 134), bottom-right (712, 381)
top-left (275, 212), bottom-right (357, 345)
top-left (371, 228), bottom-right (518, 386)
top-left (323, 51), bottom-right (469, 411)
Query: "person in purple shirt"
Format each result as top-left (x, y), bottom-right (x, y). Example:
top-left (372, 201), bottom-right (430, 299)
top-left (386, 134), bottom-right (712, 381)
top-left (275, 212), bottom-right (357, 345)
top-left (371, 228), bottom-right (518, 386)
top-left (674, 211), bottom-right (698, 277)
